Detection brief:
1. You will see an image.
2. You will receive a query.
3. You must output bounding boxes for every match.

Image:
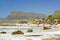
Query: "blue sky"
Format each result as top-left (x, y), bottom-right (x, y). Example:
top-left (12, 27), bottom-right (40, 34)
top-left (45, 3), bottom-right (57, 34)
top-left (0, 0), bottom-right (60, 18)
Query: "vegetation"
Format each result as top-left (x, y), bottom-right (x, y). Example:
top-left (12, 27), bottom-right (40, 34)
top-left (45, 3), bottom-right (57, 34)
top-left (47, 15), bottom-right (54, 21)
top-left (52, 10), bottom-right (60, 19)
top-left (46, 10), bottom-right (60, 22)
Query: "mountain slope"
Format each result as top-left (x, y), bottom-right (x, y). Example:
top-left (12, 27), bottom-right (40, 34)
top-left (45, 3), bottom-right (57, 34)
top-left (52, 10), bottom-right (60, 19)
top-left (6, 11), bottom-right (47, 20)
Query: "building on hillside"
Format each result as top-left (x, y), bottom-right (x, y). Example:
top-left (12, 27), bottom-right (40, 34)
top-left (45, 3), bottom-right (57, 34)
top-left (40, 18), bottom-right (46, 24)
top-left (54, 19), bottom-right (60, 25)
top-left (16, 20), bottom-right (28, 24)
top-left (47, 19), bottom-right (53, 24)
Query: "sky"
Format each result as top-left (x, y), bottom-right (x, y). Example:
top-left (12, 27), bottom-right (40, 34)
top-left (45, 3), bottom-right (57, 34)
top-left (0, 0), bottom-right (60, 18)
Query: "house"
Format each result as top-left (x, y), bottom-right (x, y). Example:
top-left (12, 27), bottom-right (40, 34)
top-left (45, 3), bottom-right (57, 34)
top-left (54, 19), bottom-right (60, 25)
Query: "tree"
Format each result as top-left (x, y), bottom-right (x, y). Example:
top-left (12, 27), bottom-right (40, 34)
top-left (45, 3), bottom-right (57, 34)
top-left (46, 15), bottom-right (54, 24)
top-left (47, 15), bottom-right (54, 21)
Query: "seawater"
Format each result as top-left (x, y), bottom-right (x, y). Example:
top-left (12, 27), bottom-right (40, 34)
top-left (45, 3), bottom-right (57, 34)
top-left (0, 26), bottom-right (60, 40)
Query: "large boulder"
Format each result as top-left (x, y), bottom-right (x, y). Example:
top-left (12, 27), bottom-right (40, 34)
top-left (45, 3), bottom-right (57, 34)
top-left (12, 30), bottom-right (24, 35)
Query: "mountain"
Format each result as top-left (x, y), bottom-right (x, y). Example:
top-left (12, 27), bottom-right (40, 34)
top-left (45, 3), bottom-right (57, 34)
top-left (6, 11), bottom-right (47, 20)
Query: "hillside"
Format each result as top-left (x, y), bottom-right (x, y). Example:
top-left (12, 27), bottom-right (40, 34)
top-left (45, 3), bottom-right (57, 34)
top-left (52, 10), bottom-right (60, 19)
top-left (6, 11), bottom-right (47, 20)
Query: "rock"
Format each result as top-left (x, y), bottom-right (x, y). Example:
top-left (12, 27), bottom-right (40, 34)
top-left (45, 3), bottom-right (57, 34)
top-left (43, 26), bottom-right (51, 30)
top-left (0, 31), bottom-right (6, 34)
top-left (27, 29), bottom-right (33, 32)
top-left (12, 30), bottom-right (24, 35)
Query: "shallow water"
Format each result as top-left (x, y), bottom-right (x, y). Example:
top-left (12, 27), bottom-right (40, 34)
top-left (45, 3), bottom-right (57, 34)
top-left (0, 26), bottom-right (60, 34)
top-left (0, 26), bottom-right (60, 40)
